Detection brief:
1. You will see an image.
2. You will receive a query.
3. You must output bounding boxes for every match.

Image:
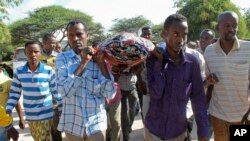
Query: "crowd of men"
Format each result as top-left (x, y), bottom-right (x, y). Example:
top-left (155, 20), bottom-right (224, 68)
top-left (0, 10), bottom-right (250, 141)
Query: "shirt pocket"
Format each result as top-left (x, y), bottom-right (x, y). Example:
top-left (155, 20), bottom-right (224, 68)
top-left (230, 63), bottom-right (249, 82)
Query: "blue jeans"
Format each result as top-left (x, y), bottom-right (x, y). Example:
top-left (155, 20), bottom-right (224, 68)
top-left (0, 126), bottom-right (7, 141)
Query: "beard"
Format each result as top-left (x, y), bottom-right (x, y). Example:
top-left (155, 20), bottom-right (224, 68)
top-left (224, 32), bottom-right (236, 41)
top-left (173, 44), bottom-right (184, 54)
top-left (71, 42), bottom-right (84, 54)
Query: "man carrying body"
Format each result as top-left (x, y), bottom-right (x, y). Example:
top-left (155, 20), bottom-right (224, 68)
top-left (55, 20), bottom-right (116, 141)
top-left (144, 14), bottom-right (208, 141)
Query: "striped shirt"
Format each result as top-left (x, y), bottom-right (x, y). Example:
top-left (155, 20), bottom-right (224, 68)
top-left (204, 38), bottom-right (250, 122)
top-left (55, 49), bottom-right (116, 137)
top-left (6, 62), bottom-right (62, 121)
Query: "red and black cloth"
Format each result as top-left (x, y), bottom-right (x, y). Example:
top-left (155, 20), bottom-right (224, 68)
top-left (99, 32), bottom-right (155, 66)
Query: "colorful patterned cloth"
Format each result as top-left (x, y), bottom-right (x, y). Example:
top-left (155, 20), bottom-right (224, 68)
top-left (99, 32), bottom-right (155, 66)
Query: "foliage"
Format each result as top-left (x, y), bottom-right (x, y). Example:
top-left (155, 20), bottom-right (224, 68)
top-left (9, 5), bottom-right (104, 45)
top-left (0, 0), bottom-right (22, 44)
top-left (0, 23), bottom-right (13, 60)
top-left (109, 15), bottom-right (152, 34)
top-left (0, 0), bottom-right (22, 20)
top-left (243, 8), bottom-right (250, 37)
top-left (174, 0), bottom-right (250, 40)
top-left (0, 43), bottom-right (14, 61)
top-left (0, 22), bottom-right (11, 43)
top-left (152, 23), bottom-right (164, 43)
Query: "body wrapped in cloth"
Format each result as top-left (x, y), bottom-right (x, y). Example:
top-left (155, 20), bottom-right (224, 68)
top-left (99, 32), bottom-right (155, 67)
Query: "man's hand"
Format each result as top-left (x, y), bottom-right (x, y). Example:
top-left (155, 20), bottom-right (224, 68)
top-left (19, 119), bottom-right (26, 129)
top-left (152, 47), bottom-right (163, 61)
top-left (79, 46), bottom-right (95, 62)
top-left (205, 73), bottom-right (219, 87)
top-left (241, 107), bottom-right (250, 124)
top-left (93, 49), bottom-right (105, 67)
top-left (7, 127), bottom-right (19, 141)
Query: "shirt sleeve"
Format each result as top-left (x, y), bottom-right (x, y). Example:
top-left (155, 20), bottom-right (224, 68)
top-left (84, 66), bottom-right (116, 99)
top-left (190, 58), bottom-right (209, 138)
top-left (49, 69), bottom-right (63, 112)
top-left (55, 53), bottom-right (83, 98)
top-left (6, 72), bottom-right (22, 113)
top-left (0, 106), bottom-right (13, 128)
top-left (196, 51), bottom-right (206, 81)
top-left (146, 56), bottom-right (165, 99)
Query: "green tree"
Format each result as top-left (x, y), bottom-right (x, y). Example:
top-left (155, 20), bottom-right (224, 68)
top-left (152, 23), bottom-right (164, 43)
top-left (0, 22), bottom-right (12, 60)
top-left (0, 0), bottom-right (22, 44)
top-left (174, 0), bottom-right (250, 40)
top-left (0, 22), bottom-right (11, 43)
top-left (0, 0), bottom-right (22, 20)
top-left (243, 8), bottom-right (250, 38)
top-left (109, 15), bottom-right (152, 34)
top-left (9, 5), bottom-right (104, 45)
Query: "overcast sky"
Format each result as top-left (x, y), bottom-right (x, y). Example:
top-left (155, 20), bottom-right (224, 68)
top-left (6, 0), bottom-right (250, 30)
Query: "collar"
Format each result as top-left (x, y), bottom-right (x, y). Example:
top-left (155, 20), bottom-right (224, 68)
top-left (22, 62), bottom-right (45, 73)
top-left (42, 50), bottom-right (58, 57)
top-left (163, 46), bottom-right (190, 65)
top-left (66, 49), bottom-right (80, 58)
top-left (214, 37), bottom-right (240, 53)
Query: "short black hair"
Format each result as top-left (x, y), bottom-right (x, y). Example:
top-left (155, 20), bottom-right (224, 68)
top-left (163, 13), bottom-right (187, 29)
top-left (217, 11), bottom-right (238, 23)
top-left (65, 19), bottom-right (88, 32)
top-left (141, 26), bottom-right (151, 31)
top-left (42, 33), bottom-right (55, 43)
top-left (200, 29), bottom-right (215, 38)
top-left (24, 41), bottom-right (41, 49)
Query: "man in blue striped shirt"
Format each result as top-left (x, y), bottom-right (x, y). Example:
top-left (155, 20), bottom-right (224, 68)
top-left (6, 41), bottom-right (62, 141)
top-left (55, 20), bottom-right (116, 141)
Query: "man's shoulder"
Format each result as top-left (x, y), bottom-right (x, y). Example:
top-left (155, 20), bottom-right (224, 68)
top-left (41, 62), bottom-right (53, 71)
top-left (184, 51), bottom-right (198, 60)
top-left (203, 43), bottom-right (216, 56)
top-left (57, 50), bottom-right (74, 59)
top-left (239, 40), bottom-right (250, 50)
top-left (186, 48), bottom-right (203, 58)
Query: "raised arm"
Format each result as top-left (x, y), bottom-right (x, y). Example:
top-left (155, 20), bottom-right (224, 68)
top-left (146, 56), bottom-right (165, 99)
top-left (55, 52), bottom-right (85, 98)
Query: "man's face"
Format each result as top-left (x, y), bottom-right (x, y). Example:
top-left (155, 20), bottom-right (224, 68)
top-left (25, 44), bottom-right (41, 65)
top-left (199, 32), bottom-right (214, 49)
top-left (67, 23), bottom-right (89, 54)
top-left (217, 15), bottom-right (238, 41)
top-left (43, 37), bottom-right (57, 54)
top-left (141, 29), bottom-right (152, 40)
top-left (55, 42), bottom-right (62, 52)
top-left (163, 21), bottom-right (188, 53)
